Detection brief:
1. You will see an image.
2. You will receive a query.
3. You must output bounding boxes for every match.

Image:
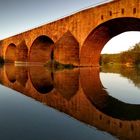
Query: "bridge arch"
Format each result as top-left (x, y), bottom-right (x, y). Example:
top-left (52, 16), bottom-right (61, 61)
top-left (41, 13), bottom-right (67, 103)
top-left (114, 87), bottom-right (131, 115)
top-left (29, 35), bottom-right (54, 63)
top-left (29, 66), bottom-right (54, 94)
top-left (5, 43), bottom-right (17, 63)
top-left (80, 17), bottom-right (140, 66)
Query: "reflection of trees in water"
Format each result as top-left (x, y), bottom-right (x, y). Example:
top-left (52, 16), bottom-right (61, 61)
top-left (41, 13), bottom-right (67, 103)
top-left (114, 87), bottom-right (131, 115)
top-left (101, 64), bottom-right (140, 88)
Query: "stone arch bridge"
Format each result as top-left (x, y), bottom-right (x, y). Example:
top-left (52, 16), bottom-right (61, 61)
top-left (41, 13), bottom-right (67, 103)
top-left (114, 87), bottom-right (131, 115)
top-left (1, 0), bottom-right (140, 66)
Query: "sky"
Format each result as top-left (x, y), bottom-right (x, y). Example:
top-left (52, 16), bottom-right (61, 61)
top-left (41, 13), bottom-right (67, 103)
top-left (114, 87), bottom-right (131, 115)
top-left (102, 31), bottom-right (140, 54)
top-left (0, 0), bottom-right (109, 40)
top-left (1, 0), bottom-right (140, 53)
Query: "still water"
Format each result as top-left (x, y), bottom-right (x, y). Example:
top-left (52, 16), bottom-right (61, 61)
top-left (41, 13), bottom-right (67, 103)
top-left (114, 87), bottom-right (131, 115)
top-left (0, 64), bottom-right (140, 140)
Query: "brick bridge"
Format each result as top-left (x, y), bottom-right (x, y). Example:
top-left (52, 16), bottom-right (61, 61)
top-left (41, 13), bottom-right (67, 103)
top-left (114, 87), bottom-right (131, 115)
top-left (1, 0), bottom-right (140, 66)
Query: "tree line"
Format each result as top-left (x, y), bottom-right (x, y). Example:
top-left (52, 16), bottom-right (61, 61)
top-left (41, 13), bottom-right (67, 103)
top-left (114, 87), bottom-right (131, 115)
top-left (100, 42), bottom-right (140, 66)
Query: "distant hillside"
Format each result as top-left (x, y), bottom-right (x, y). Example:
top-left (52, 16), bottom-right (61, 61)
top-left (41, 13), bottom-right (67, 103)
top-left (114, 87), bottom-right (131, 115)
top-left (100, 42), bottom-right (140, 66)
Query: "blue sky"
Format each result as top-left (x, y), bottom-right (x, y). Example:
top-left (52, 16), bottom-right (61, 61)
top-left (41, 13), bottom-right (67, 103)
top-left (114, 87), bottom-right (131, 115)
top-left (0, 0), bottom-right (108, 40)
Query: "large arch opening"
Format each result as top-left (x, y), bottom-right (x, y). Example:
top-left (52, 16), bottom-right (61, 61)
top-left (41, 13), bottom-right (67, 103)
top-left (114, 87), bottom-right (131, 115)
top-left (29, 35), bottom-right (54, 63)
top-left (80, 17), bottom-right (140, 66)
top-left (5, 43), bottom-right (16, 63)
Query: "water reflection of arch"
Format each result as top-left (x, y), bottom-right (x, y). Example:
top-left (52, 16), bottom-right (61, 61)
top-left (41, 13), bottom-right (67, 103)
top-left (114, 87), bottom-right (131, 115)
top-left (80, 67), bottom-right (140, 120)
top-left (3, 65), bottom-right (140, 139)
top-left (54, 69), bottom-right (79, 100)
top-left (29, 66), bottom-right (54, 94)
top-left (4, 64), bottom-right (28, 86)
top-left (5, 43), bottom-right (17, 63)
top-left (5, 64), bottom-right (16, 83)
top-left (29, 35), bottom-right (54, 63)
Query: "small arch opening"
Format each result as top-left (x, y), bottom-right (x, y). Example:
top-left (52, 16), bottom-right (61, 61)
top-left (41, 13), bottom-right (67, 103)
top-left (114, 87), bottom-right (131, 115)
top-left (5, 43), bottom-right (16, 63)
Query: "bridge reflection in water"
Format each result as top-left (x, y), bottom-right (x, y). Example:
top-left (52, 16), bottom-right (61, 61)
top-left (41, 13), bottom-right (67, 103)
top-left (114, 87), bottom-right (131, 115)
top-left (1, 64), bottom-right (140, 139)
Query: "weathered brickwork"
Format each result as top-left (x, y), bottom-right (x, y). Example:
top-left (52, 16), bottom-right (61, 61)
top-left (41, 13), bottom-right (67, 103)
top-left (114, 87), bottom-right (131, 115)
top-left (1, 0), bottom-right (140, 66)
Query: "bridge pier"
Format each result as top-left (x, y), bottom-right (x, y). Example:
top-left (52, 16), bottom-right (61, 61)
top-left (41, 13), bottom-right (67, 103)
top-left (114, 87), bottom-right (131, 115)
top-left (54, 31), bottom-right (79, 66)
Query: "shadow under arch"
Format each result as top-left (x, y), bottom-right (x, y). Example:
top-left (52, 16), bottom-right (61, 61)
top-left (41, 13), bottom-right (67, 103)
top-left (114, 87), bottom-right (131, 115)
top-left (5, 43), bottom-right (16, 63)
top-left (80, 68), bottom-right (140, 120)
top-left (29, 35), bottom-right (54, 63)
top-left (80, 17), bottom-right (140, 66)
top-left (29, 66), bottom-right (54, 94)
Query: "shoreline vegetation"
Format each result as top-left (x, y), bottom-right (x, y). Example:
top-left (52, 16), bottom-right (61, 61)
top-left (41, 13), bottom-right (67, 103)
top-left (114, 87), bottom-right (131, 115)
top-left (44, 60), bottom-right (76, 71)
top-left (100, 42), bottom-right (140, 67)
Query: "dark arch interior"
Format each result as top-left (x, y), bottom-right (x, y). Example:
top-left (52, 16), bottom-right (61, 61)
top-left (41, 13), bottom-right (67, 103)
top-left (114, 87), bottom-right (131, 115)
top-left (29, 35), bottom-right (54, 63)
top-left (29, 66), bottom-right (54, 94)
top-left (80, 17), bottom-right (140, 66)
top-left (5, 43), bottom-right (16, 63)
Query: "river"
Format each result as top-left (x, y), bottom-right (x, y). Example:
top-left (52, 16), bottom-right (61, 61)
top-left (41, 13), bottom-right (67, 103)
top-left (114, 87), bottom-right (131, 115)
top-left (0, 64), bottom-right (140, 140)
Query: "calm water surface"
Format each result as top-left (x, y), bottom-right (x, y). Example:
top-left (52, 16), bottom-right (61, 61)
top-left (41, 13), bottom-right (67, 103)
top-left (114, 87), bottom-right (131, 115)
top-left (0, 64), bottom-right (140, 140)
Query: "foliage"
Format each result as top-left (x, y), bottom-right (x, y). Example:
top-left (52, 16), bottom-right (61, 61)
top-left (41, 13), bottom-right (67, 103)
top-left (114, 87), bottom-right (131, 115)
top-left (44, 60), bottom-right (75, 71)
top-left (101, 42), bottom-right (140, 66)
top-left (120, 42), bottom-right (140, 65)
top-left (100, 53), bottom-right (121, 65)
